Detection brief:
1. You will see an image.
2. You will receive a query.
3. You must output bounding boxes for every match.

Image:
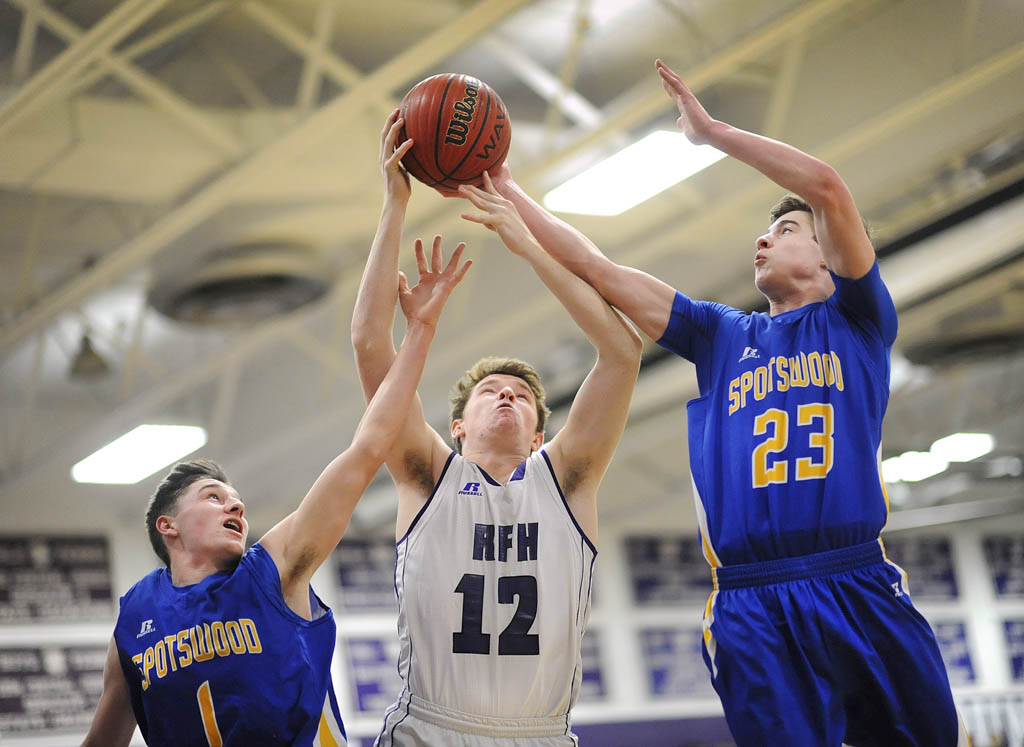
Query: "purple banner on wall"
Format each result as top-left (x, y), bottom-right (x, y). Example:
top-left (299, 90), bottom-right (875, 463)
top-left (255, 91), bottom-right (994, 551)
top-left (983, 536), bottom-right (1024, 597)
top-left (0, 536), bottom-right (112, 623)
top-left (639, 626), bottom-right (715, 697)
top-left (882, 535), bottom-right (958, 600)
top-left (335, 538), bottom-right (397, 612)
top-left (625, 536), bottom-right (713, 605)
top-left (0, 645), bottom-right (106, 733)
top-left (345, 636), bottom-right (402, 714)
top-left (1005, 619), bottom-right (1024, 682)
top-left (931, 621), bottom-right (975, 685)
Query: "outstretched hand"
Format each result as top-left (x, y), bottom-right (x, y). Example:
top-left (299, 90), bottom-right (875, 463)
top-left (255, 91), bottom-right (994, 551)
top-left (398, 236), bottom-right (472, 328)
top-left (458, 171), bottom-right (538, 256)
top-left (433, 161), bottom-right (514, 199)
top-left (656, 59), bottom-right (716, 146)
top-left (381, 108), bottom-right (414, 202)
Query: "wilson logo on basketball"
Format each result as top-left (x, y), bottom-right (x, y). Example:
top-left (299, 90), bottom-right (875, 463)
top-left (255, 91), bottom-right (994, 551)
top-left (444, 84), bottom-right (479, 146)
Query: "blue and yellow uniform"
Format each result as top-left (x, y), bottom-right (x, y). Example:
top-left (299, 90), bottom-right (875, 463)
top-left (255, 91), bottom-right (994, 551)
top-left (659, 263), bottom-right (962, 746)
top-left (113, 543), bottom-right (347, 746)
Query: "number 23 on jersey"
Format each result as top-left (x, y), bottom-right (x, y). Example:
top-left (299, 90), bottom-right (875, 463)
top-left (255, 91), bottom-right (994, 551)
top-left (751, 402), bottom-right (835, 488)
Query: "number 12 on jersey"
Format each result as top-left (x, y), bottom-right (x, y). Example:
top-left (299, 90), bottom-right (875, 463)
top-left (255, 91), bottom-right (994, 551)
top-left (453, 573), bottom-right (539, 655)
top-left (751, 402), bottom-right (834, 488)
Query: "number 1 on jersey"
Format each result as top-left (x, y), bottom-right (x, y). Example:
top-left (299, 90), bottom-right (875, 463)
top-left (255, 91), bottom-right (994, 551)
top-left (197, 680), bottom-right (223, 747)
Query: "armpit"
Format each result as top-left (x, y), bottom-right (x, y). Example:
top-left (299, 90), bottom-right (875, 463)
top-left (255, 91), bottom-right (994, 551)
top-left (403, 451), bottom-right (436, 495)
top-left (560, 458), bottom-right (592, 498)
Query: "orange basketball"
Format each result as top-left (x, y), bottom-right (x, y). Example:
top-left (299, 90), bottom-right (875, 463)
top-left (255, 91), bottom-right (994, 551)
top-left (399, 73), bottom-right (511, 191)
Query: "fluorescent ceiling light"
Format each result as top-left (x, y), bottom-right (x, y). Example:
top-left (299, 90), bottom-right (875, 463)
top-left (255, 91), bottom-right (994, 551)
top-left (882, 451), bottom-right (949, 483)
top-left (543, 131), bottom-right (726, 216)
top-left (72, 424), bottom-right (207, 484)
top-left (929, 432), bottom-right (994, 462)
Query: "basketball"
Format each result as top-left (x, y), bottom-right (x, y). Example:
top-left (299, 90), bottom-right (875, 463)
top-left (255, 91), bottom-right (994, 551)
top-left (399, 73), bottom-right (511, 191)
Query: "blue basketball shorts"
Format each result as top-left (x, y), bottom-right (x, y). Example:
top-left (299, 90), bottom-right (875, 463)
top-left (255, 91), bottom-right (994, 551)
top-left (702, 540), bottom-right (967, 747)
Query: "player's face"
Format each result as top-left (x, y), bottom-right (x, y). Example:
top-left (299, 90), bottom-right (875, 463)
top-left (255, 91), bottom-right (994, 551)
top-left (753, 210), bottom-right (825, 294)
top-left (455, 374), bottom-right (543, 453)
top-left (167, 479), bottom-right (248, 567)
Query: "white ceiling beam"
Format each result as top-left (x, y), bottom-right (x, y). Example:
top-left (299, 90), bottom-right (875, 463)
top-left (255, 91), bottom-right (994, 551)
top-left (542, 0), bottom-right (592, 137)
top-left (0, 0), bottom-right (535, 375)
top-left (11, 0), bottom-right (40, 84)
top-left (760, 30), bottom-right (806, 138)
top-left (12, 194), bottom-right (46, 311)
top-left (0, 0), bottom-right (170, 141)
top-left (8, 0), bottom-right (242, 157)
top-left (67, 1), bottom-right (234, 97)
top-left (295, 0), bottom-right (338, 112)
top-left (242, 1), bottom-right (373, 94)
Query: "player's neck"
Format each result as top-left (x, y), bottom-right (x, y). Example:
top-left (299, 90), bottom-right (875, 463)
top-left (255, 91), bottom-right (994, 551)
top-left (168, 553), bottom-right (236, 587)
top-left (764, 281), bottom-right (831, 316)
top-left (461, 444), bottom-right (532, 484)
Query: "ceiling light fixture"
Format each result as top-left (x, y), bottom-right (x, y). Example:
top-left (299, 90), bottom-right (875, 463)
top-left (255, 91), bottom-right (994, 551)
top-left (72, 424), bottom-right (208, 484)
top-left (929, 432), bottom-right (995, 462)
top-left (882, 451), bottom-right (949, 483)
top-left (543, 131), bottom-right (727, 216)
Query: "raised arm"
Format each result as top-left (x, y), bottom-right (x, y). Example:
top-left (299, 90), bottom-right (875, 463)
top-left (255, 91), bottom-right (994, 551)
top-left (263, 246), bottom-right (470, 615)
top-left (351, 108), bottom-right (413, 395)
top-left (460, 173), bottom-right (642, 538)
top-left (491, 164), bottom-right (678, 342)
top-left (352, 111), bottom-right (457, 501)
top-left (81, 637), bottom-right (137, 747)
top-left (656, 59), bottom-right (874, 279)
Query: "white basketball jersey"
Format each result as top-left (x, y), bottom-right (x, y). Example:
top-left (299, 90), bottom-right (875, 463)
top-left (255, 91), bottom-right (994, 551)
top-left (387, 450), bottom-right (596, 721)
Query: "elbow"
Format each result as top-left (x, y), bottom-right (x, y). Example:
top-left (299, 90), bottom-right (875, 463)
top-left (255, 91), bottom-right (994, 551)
top-left (350, 318), bottom-right (373, 353)
top-left (806, 162), bottom-right (846, 209)
top-left (340, 440), bottom-right (387, 486)
top-left (351, 324), bottom-right (389, 361)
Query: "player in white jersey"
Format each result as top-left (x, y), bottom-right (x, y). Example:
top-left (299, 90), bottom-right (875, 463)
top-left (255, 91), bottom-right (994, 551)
top-left (351, 110), bottom-right (642, 746)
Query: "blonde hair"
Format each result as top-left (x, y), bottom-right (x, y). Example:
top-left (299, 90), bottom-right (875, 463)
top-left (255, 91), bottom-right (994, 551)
top-left (449, 357), bottom-right (550, 452)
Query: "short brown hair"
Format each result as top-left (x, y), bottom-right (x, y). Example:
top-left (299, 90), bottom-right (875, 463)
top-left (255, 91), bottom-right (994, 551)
top-left (769, 194), bottom-right (813, 224)
top-left (145, 459), bottom-right (229, 567)
top-left (769, 193), bottom-right (874, 243)
top-left (449, 357), bottom-right (550, 453)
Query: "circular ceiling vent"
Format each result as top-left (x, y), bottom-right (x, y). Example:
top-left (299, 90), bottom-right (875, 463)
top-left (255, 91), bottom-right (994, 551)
top-left (148, 242), bottom-right (334, 325)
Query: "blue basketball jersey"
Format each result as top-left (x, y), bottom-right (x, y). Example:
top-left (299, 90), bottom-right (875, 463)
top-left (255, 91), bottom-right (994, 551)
top-left (114, 543), bottom-right (347, 746)
top-left (658, 262), bottom-right (898, 565)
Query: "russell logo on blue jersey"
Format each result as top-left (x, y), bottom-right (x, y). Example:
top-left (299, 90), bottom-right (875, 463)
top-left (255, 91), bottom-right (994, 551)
top-left (136, 619), bottom-right (156, 638)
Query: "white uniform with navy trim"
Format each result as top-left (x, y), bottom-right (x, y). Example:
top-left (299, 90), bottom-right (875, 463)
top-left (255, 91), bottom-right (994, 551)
top-left (376, 450), bottom-right (595, 746)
